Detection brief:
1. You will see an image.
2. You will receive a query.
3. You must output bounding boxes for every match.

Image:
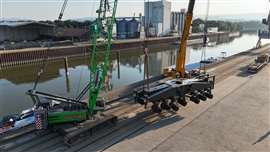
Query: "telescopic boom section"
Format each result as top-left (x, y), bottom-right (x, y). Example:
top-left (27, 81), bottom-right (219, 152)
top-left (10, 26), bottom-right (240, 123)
top-left (176, 0), bottom-right (195, 77)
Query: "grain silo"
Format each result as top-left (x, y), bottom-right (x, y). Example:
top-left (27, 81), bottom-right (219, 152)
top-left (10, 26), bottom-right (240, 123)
top-left (116, 19), bottom-right (128, 39)
top-left (127, 18), bottom-right (139, 38)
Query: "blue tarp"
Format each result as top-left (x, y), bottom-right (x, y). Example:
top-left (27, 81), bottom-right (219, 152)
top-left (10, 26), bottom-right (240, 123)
top-left (185, 62), bottom-right (201, 71)
top-left (0, 116), bottom-right (34, 134)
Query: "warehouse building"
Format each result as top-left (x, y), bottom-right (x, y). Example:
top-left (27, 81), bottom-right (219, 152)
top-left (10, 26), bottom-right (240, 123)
top-left (0, 21), bottom-right (55, 42)
top-left (54, 28), bottom-right (89, 41)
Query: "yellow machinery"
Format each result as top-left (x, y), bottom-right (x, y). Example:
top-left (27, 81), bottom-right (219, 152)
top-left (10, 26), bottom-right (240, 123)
top-left (134, 0), bottom-right (215, 113)
top-left (176, 0), bottom-right (196, 77)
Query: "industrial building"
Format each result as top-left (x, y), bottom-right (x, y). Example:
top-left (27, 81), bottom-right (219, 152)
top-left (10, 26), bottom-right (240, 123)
top-left (0, 21), bottom-right (55, 42)
top-left (115, 0), bottom-right (185, 39)
top-left (54, 28), bottom-right (89, 41)
top-left (144, 0), bottom-right (171, 37)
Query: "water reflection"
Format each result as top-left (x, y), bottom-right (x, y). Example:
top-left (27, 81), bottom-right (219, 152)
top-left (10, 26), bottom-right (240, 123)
top-left (0, 33), bottom-right (269, 116)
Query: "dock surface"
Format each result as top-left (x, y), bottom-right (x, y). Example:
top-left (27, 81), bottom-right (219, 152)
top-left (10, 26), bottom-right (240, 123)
top-left (0, 44), bottom-right (269, 152)
top-left (106, 60), bottom-right (270, 152)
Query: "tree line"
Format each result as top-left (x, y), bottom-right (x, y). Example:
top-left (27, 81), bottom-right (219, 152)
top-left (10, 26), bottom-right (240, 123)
top-left (39, 20), bottom-right (93, 28)
top-left (192, 18), bottom-right (265, 33)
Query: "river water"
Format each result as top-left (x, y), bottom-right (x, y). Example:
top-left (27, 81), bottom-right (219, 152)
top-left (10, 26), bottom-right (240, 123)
top-left (0, 33), bottom-right (269, 116)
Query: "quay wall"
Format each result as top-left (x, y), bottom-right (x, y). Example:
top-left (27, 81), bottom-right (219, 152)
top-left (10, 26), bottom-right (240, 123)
top-left (0, 32), bottom-right (233, 69)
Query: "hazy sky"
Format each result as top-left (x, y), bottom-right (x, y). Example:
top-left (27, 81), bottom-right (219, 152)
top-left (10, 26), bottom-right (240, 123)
top-left (0, 0), bottom-right (269, 20)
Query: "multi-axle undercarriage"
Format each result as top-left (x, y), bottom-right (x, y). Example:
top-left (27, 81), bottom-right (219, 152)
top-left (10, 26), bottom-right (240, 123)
top-left (134, 74), bottom-right (215, 113)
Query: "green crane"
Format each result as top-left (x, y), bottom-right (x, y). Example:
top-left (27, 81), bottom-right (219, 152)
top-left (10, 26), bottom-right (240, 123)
top-left (88, 0), bottom-right (118, 114)
top-left (27, 0), bottom-right (118, 127)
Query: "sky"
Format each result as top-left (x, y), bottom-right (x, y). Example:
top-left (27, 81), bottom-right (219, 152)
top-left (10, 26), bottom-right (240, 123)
top-left (0, 0), bottom-right (269, 21)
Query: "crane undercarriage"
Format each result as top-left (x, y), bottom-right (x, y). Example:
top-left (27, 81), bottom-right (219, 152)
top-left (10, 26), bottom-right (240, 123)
top-left (134, 74), bottom-right (215, 113)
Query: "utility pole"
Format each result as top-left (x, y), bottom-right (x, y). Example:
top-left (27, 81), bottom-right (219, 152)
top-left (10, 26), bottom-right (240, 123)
top-left (256, 8), bottom-right (270, 48)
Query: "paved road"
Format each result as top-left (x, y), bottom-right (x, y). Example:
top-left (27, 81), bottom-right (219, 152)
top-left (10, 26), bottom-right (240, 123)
top-left (105, 57), bottom-right (270, 151)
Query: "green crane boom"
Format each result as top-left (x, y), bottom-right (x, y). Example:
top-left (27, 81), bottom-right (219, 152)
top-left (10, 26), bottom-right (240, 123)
top-left (88, 0), bottom-right (118, 114)
top-left (27, 0), bottom-right (119, 127)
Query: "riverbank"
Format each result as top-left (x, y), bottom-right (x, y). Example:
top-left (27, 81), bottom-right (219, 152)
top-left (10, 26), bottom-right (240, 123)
top-left (0, 32), bottom-right (239, 69)
top-left (0, 33), bottom-right (262, 117)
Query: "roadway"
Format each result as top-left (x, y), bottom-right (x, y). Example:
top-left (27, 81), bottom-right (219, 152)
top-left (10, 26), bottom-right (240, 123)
top-left (105, 47), bottom-right (270, 152)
